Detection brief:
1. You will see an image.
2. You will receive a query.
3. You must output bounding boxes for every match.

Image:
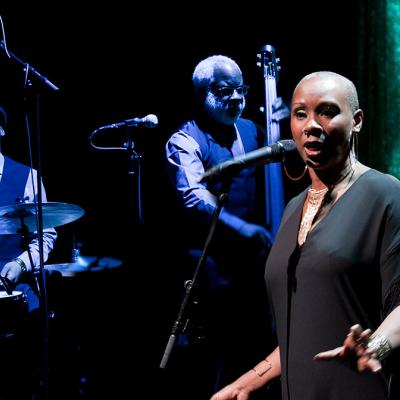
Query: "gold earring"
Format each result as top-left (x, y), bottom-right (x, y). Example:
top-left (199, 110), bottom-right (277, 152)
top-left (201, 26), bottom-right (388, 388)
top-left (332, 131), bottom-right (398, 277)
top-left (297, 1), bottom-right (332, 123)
top-left (352, 131), bottom-right (359, 160)
top-left (283, 162), bottom-right (308, 181)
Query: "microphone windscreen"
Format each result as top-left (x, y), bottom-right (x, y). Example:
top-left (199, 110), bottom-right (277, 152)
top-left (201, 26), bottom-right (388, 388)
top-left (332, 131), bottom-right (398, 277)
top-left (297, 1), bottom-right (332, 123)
top-left (144, 114), bottom-right (159, 128)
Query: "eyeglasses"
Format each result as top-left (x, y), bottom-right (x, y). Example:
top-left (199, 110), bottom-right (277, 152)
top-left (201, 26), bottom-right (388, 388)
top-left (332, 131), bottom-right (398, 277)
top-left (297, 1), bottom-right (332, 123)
top-left (211, 85), bottom-right (250, 98)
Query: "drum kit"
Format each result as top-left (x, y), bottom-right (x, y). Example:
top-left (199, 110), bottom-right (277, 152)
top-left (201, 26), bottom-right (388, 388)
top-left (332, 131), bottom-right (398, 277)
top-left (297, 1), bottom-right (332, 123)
top-left (45, 255), bottom-right (123, 277)
top-left (0, 201), bottom-right (125, 399)
top-left (0, 201), bottom-right (123, 279)
top-left (0, 201), bottom-right (85, 234)
top-left (0, 200), bottom-right (123, 337)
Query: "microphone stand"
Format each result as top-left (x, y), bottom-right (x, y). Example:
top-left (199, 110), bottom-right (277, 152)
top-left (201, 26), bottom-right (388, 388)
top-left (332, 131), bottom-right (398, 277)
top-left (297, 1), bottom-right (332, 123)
top-left (126, 128), bottom-right (143, 225)
top-left (89, 126), bottom-right (144, 225)
top-left (160, 193), bottom-right (228, 369)
top-left (32, 92), bottom-right (50, 400)
top-left (0, 41), bottom-right (60, 91)
top-left (0, 40), bottom-right (60, 400)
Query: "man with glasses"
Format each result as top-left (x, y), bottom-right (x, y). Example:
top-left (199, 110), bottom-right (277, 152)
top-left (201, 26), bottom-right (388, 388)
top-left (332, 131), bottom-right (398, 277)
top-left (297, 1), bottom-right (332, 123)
top-left (165, 55), bottom-right (279, 400)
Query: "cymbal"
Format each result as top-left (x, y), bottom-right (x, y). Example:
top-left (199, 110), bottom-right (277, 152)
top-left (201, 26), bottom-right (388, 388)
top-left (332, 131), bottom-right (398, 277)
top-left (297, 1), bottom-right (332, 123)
top-left (0, 202), bottom-right (85, 234)
top-left (45, 256), bottom-right (123, 277)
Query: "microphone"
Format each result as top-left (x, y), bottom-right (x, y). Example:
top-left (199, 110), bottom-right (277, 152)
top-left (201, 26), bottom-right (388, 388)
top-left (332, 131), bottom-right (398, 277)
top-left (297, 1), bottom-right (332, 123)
top-left (200, 139), bottom-right (297, 182)
top-left (100, 114), bottom-right (159, 129)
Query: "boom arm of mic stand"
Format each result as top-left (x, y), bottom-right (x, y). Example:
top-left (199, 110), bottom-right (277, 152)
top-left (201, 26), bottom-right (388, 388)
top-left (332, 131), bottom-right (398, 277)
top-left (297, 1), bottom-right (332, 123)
top-left (0, 41), bottom-right (60, 91)
top-left (159, 193), bottom-right (228, 369)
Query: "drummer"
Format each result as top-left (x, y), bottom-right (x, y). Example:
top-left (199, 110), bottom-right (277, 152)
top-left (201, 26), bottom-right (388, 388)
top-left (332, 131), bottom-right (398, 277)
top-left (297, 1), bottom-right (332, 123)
top-left (0, 104), bottom-right (57, 311)
top-left (0, 105), bottom-right (59, 399)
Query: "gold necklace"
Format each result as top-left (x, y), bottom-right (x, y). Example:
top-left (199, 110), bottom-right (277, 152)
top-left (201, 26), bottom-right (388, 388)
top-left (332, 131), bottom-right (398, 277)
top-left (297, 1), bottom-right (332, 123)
top-left (298, 187), bottom-right (329, 246)
top-left (298, 161), bottom-right (359, 246)
top-left (307, 187), bottom-right (329, 206)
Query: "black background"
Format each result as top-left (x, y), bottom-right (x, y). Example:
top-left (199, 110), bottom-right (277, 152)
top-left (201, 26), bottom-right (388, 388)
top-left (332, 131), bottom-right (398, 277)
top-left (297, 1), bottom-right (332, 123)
top-left (0, 3), bottom-right (359, 398)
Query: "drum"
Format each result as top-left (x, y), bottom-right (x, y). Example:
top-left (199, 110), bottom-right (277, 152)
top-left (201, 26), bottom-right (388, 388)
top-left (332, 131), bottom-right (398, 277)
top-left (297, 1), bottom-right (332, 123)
top-left (0, 291), bottom-right (28, 336)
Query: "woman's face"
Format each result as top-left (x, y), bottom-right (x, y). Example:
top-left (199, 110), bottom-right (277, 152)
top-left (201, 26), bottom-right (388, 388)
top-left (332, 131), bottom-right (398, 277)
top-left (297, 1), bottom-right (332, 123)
top-left (290, 76), bottom-right (361, 171)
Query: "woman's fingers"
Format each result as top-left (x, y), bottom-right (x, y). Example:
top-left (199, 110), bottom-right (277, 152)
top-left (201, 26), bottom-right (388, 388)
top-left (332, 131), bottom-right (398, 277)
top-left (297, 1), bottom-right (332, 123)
top-left (314, 346), bottom-right (343, 360)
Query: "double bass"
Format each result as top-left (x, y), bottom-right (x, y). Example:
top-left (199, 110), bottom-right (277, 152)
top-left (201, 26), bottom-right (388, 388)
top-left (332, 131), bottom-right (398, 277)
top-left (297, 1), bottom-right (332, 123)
top-left (257, 44), bottom-right (290, 240)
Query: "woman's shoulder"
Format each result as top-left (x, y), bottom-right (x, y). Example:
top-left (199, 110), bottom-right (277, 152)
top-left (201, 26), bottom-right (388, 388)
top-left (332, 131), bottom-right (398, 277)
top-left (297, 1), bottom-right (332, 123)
top-left (355, 168), bottom-right (400, 210)
top-left (361, 168), bottom-right (400, 190)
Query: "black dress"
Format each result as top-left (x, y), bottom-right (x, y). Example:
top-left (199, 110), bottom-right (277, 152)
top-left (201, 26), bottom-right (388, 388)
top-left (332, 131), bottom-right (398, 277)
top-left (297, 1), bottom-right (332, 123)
top-left (265, 169), bottom-right (400, 400)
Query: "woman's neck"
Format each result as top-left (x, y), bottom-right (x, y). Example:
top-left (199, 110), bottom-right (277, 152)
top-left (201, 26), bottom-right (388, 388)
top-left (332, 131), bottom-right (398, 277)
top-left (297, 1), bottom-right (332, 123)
top-left (308, 156), bottom-right (358, 190)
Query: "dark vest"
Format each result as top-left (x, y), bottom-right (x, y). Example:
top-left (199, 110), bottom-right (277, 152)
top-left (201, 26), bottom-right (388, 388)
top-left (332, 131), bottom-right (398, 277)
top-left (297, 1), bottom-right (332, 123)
top-left (180, 118), bottom-right (262, 222)
top-left (0, 156), bottom-right (30, 269)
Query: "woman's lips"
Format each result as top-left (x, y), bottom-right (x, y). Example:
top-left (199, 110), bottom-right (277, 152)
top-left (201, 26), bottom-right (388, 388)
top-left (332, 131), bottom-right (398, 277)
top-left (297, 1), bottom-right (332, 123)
top-left (304, 147), bottom-right (322, 157)
top-left (304, 141), bottom-right (324, 158)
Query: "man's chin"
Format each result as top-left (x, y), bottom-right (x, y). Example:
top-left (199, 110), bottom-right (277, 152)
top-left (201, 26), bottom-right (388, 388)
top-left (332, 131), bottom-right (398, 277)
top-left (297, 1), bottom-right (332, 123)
top-left (204, 108), bottom-right (241, 125)
top-left (223, 117), bottom-right (240, 125)
top-left (212, 114), bottom-right (239, 125)
top-left (226, 111), bottom-right (242, 122)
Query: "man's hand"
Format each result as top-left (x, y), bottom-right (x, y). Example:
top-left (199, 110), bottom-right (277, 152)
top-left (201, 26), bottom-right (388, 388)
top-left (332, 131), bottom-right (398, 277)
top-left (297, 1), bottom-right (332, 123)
top-left (239, 223), bottom-right (272, 249)
top-left (1, 259), bottom-right (26, 283)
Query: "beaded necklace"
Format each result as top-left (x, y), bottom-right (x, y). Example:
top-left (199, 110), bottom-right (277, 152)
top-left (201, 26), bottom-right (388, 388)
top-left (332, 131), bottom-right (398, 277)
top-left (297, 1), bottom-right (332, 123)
top-left (298, 161), bottom-right (359, 246)
top-left (298, 187), bottom-right (329, 246)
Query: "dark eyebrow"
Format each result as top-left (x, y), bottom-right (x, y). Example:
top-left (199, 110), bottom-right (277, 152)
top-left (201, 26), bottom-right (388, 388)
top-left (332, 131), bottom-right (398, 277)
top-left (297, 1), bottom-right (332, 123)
top-left (315, 102), bottom-right (340, 113)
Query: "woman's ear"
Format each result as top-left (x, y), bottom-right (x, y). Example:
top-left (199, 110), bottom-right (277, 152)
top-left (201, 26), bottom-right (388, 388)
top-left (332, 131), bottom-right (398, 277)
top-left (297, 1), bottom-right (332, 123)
top-left (352, 109), bottom-right (363, 133)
